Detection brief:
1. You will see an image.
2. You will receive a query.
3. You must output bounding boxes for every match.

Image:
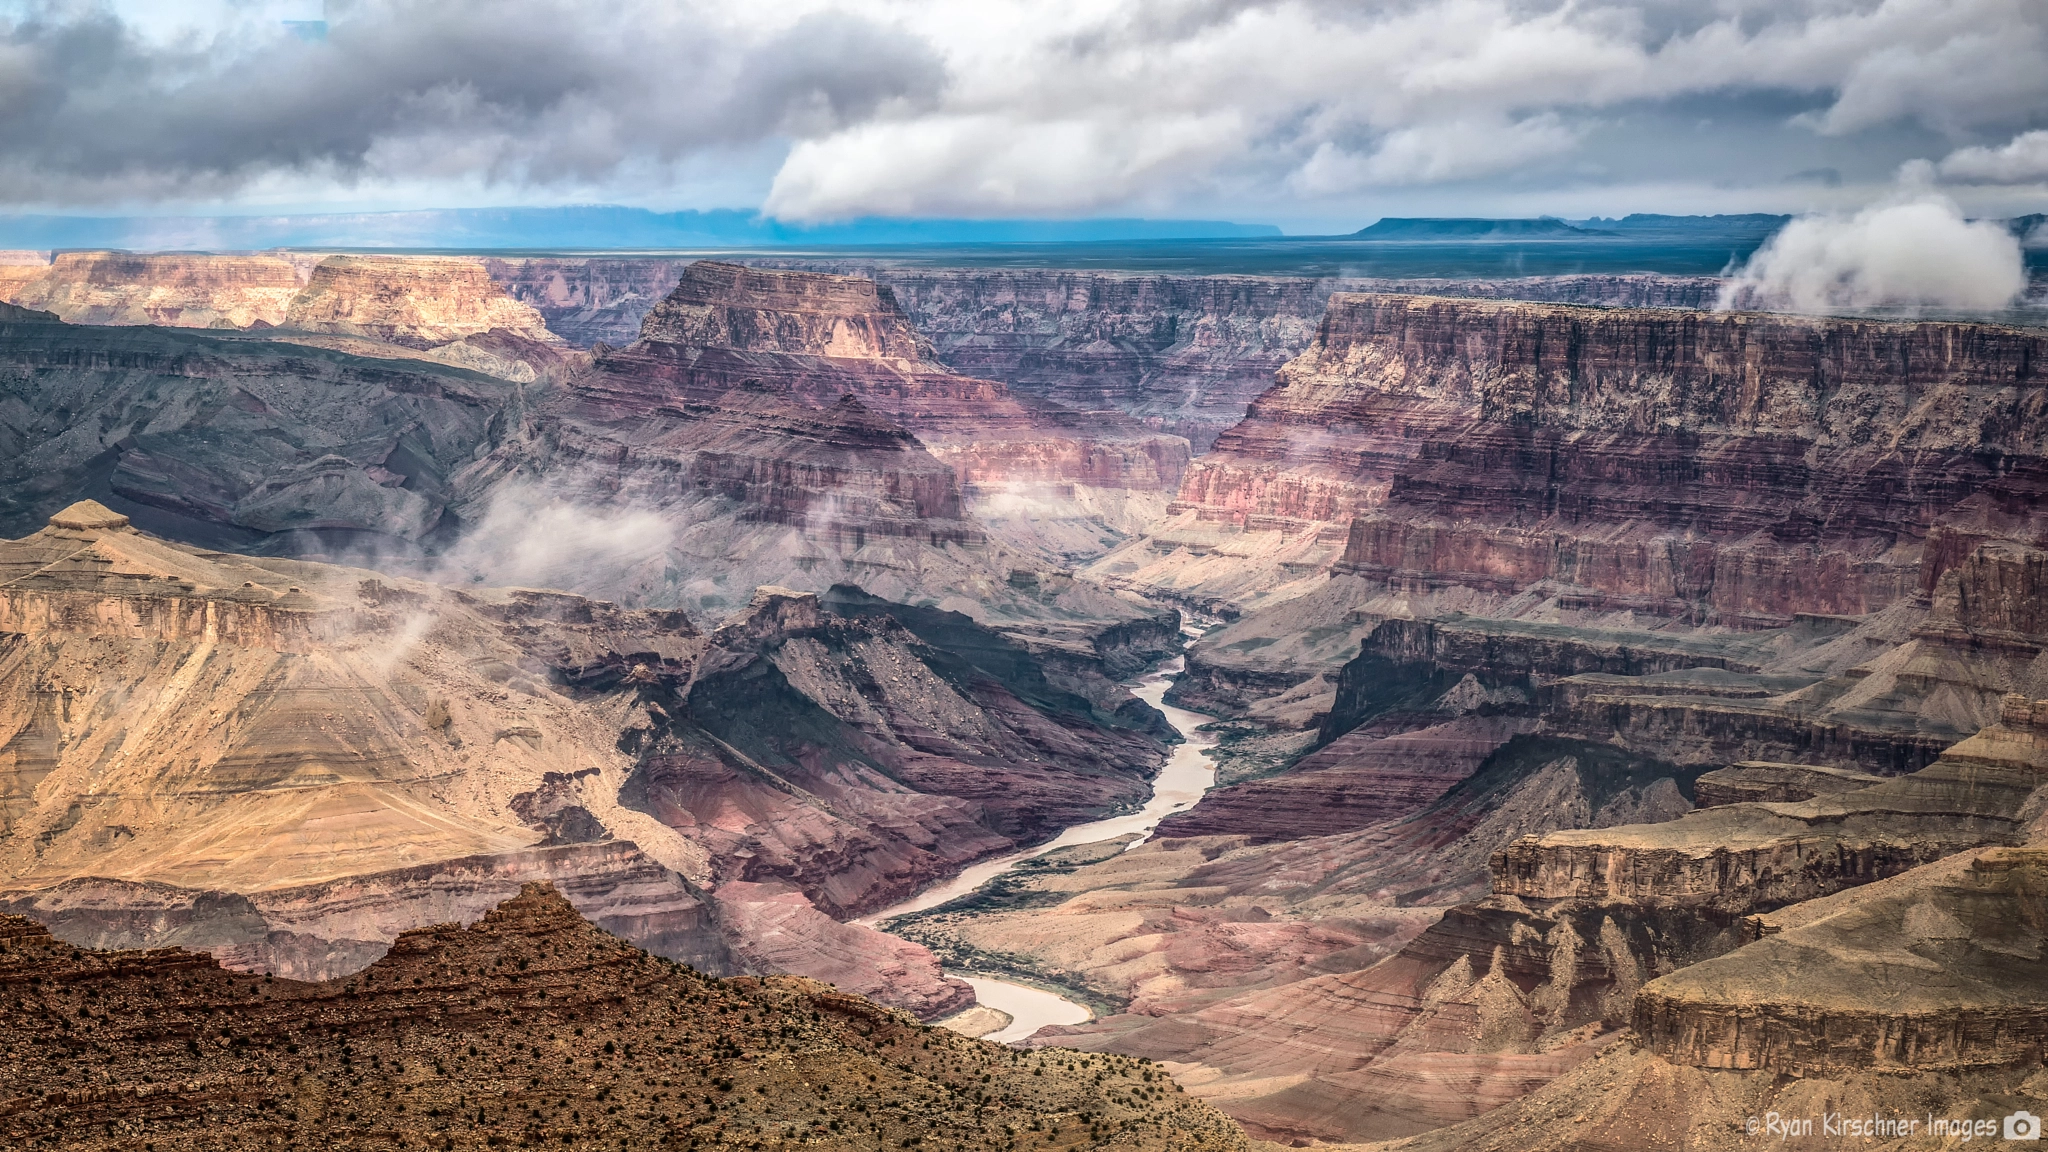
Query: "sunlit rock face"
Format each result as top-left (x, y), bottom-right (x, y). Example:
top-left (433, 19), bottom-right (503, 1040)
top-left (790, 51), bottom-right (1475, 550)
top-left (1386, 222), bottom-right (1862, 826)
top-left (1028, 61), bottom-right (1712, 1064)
top-left (0, 251), bottom-right (307, 328)
top-left (0, 506), bottom-right (1174, 1018)
top-left (282, 255), bottom-right (561, 348)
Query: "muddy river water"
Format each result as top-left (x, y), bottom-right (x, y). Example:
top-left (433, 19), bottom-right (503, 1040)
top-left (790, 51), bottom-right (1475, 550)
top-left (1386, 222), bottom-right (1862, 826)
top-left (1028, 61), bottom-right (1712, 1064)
top-left (861, 653), bottom-right (1218, 1043)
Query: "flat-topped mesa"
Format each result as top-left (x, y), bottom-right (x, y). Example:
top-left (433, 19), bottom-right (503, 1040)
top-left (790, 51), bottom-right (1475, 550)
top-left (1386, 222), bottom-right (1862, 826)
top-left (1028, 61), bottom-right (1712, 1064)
top-left (0, 251), bottom-right (306, 328)
top-left (1692, 761), bottom-right (1882, 807)
top-left (0, 500), bottom-right (374, 651)
top-left (283, 255), bottom-right (560, 348)
top-left (1635, 846), bottom-right (2048, 1073)
top-left (1115, 291), bottom-right (2048, 618)
top-left (606, 262), bottom-right (1187, 480)
top-left (637, 260), bottom-right (935, 362)
top-left (1489, 720), bottom-right (2048, 911)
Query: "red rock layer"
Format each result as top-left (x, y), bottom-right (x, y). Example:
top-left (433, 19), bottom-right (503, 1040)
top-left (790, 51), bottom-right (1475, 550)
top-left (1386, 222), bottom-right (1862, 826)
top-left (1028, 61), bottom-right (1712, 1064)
top-left (587, 261), bottom-right (1190, 496)
top-left (1179, 293), bottom-right (2048, 624)
top-left (1155, 715), bottom-right (1534, 842)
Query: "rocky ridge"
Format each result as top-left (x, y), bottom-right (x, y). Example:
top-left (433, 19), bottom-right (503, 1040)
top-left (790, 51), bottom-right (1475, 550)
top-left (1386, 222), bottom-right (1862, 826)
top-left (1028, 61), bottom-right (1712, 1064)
top-left (0, 881), bottom-right (1249, 1151)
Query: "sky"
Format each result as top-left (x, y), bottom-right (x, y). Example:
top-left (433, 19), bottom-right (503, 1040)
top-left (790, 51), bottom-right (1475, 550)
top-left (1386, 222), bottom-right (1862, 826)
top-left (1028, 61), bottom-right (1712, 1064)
top-left (0, 0), bottom-right (2044, 232)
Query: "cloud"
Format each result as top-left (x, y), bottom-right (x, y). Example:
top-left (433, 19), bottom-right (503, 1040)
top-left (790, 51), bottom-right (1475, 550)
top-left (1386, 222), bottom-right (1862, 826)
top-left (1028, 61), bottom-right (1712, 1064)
top-left (436, 483), bottom-right (676, 596)
top-left (1938, 130), bottom-right (2048, 184)
top-left (0, 1), bottom-right (942, 204)
top-left (1289, 116), bottom-right (1582, 193)
top-left (2, 0), bottom-right (2047, 216)
top-left (1718, 196), bottom-right (2026, 314)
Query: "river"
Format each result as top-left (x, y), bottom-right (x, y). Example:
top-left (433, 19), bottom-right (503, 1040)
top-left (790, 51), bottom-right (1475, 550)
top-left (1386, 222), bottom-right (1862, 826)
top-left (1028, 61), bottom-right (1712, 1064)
top-left (861, 651), bottom-right (1218, 1044)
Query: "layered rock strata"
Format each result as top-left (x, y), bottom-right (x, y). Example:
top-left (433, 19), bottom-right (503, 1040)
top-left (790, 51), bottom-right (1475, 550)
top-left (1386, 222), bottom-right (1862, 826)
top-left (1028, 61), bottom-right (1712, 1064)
top-left (0, 882), bottom-right (1250, 1151)
top-left (611, 261), bottom-right (1189, 505)
top-left (283, 255), bottom-right (559, 348)
top-left (1090, 293), bottom-right (2048, 619)
top-left (473, 261), bottom-right (1193, 619)
top-left (486, 259), bottom-right (1722, 450)
top-left (1490, 715), bottom-right (2048, 910)
top-left (0, 251), bottom-right (306, 328)
top-left (1357, 820), bottom-right (2048, 1151)
top-left (1690, 761), bottom-right (1880, 806)
top-left (1162, 533), bottom-right (2048, 864)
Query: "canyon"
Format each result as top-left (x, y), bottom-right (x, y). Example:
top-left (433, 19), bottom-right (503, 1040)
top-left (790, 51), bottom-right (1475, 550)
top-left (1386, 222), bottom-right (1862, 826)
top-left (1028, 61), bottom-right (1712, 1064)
top-left (4, 248), bottom-right (2048, 1150)
top-left (0, 501), bottom-right (1178, 1021)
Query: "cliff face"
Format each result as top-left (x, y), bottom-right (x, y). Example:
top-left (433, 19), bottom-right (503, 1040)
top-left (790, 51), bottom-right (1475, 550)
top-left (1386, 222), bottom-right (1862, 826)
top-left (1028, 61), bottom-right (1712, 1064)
top-left (283, 255), bottom-right (561, 349)
top-left (613, 261), bottom-right (1190, 498)
top-left (488, 255), bottom-right (692, 346)
top-left (0, 308), bottom-right (515, 550)
top-left (484, 262), bottom-right (1192, 614)
top-left (0, 251), bottom-right (306, 328)
top-left (0, 882), bottom-right (1251, 1152)
top-left (1097, 293), bottom-right (2048, 619)
top-left (0, 505), bottom-right (1175, 1018)
top-left (1491, 717), bottom-right (2048, 909)
top-left (0, 251), bottom-right (561, 352)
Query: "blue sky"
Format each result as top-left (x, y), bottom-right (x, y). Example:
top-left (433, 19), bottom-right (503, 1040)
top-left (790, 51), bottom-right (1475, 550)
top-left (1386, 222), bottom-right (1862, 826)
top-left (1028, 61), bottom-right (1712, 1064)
top-left (1, 0), bottom-right (2044, 232)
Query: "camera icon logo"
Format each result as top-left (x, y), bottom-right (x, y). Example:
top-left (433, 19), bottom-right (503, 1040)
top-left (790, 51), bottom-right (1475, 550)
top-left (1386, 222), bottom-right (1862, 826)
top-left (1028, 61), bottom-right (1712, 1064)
top-left (2006, 1110), bottom-right (2042, 1140)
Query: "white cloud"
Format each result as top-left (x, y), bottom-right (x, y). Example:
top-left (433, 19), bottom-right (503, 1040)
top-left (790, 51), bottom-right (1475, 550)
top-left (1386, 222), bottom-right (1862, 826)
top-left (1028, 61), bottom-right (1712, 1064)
top-left (1718, 196), bottom-right (2026, 314)
top-left (1938, 130), bottom-right (2048, 185)
top-left (1289, 116), bottom-right (1583, 193)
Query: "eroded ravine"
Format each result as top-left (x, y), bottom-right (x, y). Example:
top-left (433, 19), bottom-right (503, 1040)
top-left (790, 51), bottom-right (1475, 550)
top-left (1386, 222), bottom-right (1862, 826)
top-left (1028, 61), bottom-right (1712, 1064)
top-left (863, 649), bottom-right (1220, 1043)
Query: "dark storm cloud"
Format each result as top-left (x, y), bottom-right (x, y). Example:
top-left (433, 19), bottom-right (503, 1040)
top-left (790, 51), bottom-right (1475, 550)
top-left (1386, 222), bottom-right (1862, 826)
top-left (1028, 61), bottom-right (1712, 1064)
top-left (0, 1), bottom-right (943, 201)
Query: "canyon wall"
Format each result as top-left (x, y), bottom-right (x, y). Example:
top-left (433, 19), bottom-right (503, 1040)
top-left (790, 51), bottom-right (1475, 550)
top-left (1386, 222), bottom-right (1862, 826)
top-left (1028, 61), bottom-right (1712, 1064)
top-left (482, 261), bottom-right (1195, 616)
top-left (282, 255), bottom-right (560, 348)
top-left (1095, 293), bottom-right (2048, 620)
top-left (488, 258), bottom-right (1724, 451)
top-left (1, 251), bottom-right (306, 328)
top-left (0, 304), bottom-right (515, 551)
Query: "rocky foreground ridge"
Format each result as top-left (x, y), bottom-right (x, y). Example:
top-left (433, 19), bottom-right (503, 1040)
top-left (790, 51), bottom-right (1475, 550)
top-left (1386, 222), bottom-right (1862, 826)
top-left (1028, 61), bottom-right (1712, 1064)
top-left (0, 503), bottom-right (1178, 1019)
top-left (0, 881), bottom-right (1248, 1151)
